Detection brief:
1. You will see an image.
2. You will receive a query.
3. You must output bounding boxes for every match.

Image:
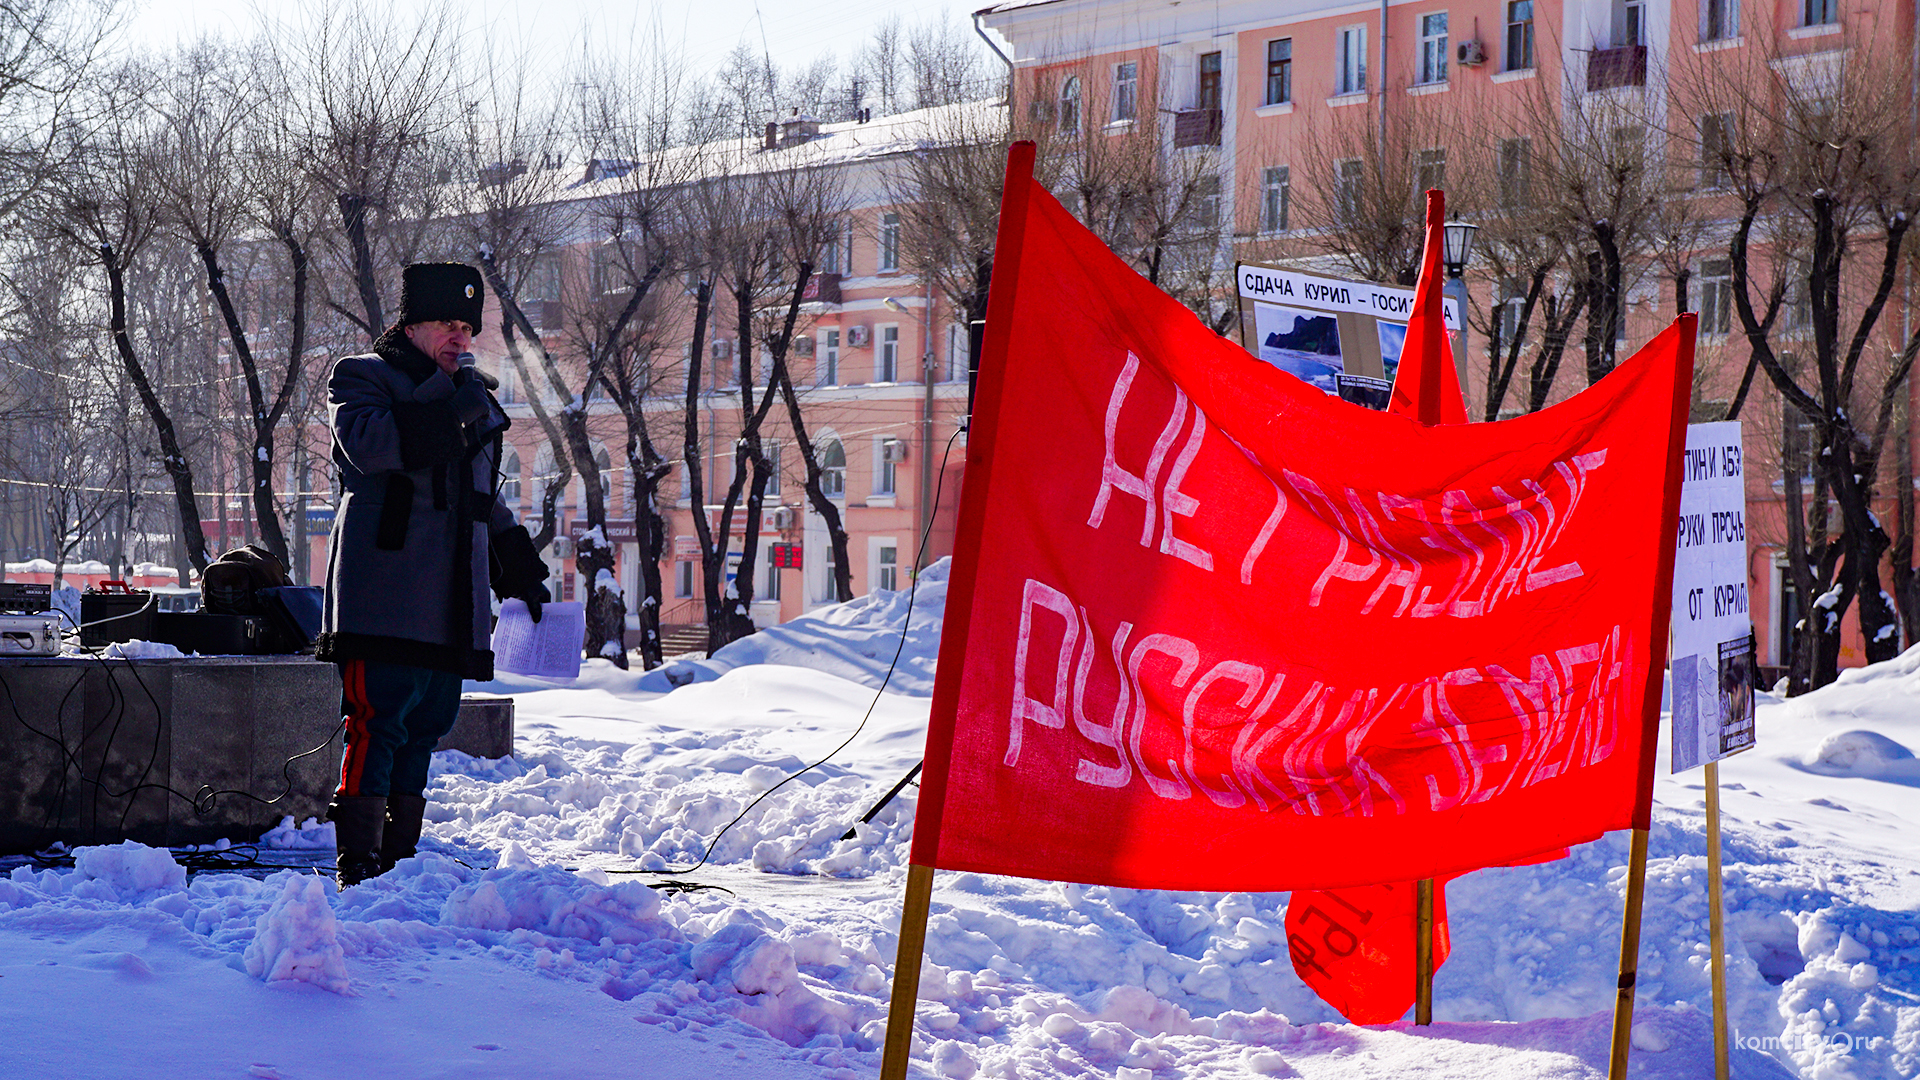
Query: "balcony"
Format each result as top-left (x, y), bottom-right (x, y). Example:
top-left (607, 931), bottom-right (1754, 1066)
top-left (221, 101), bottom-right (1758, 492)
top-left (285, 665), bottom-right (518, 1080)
top-left (801, 272), bottom-right (842, 305)
top-left (1586, 45), bottom-right (1647, 92)
top-left (1172, 108), bottom-right (1222, 148)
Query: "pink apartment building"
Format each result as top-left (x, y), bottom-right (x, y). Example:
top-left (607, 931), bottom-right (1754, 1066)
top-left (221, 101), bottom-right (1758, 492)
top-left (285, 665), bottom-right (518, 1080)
top-left (981, 0), bottom-right (1920, 675)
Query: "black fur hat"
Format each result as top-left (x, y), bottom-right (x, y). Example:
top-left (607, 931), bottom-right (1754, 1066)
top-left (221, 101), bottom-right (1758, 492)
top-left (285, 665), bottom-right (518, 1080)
top-left (397, 263), bottom-right (485, 331)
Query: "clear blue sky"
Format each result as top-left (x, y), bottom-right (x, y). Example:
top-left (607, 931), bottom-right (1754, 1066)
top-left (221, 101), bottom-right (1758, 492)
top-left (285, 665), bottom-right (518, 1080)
top-left (120, 0), bottom-right (990, 77)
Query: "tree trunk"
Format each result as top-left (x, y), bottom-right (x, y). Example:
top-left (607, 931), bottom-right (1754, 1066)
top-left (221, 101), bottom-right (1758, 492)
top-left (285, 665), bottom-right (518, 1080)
top-left (336, 193), bottom-right (385, 338)
top-left (101, 243), bottom-right (209, 573)
top-left (196, 243), bottom-right (291, 566)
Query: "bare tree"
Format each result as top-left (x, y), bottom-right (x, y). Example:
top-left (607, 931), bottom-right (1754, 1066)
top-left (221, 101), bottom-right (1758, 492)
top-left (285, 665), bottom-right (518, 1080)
top-left (149, 41), bottom-right (317, 567)
top-left (38, 59), bottom-right (214, 573)
top-left (1676, 24), bottom-right (1920, 689)
top-left (274, 0), bottom-right (465, 341)
top-left (0, 0), bottom-right (117, 219)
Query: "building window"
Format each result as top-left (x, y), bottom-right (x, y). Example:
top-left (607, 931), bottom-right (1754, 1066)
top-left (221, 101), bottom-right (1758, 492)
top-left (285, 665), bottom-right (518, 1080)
top-left (764, 440), bottom-right (781, 496)
top-left (819, 328), bottom-right (839, 386)
top-left (1802, 0), bottom-right (1835, 26)
top-left (1112, 60), bottom-right (1138, 122)
top-left (819, 220), bottom-right (852, 275)
top-left (876, 438), bottom-right (899, 495)
top-left (1262, 165), bottom-right (1290, 232)
top-left (1505, 0), bottom-right (1534, 71)
top-left (502, 451), bottom-right (521, 506)
top-left (878, 212), bottom-right (900, 272)
top-left (1495, 278), bottom-right (1525, 346)
top-left (1194, 175), bottom-right (1221, 230)
top-left (1265, 39), bottom-right (1292, 105)
top-left (1498, 137), bottom-right (1532, 207)
top-left (1619, 0), bottom-right (1646, 45)
top-left (1414, 148), bottom-right (1446, 198)
top-left (1337, 27), bottom-right (1368, 95)
top-left (879, 325), bottom-right (899, 382)
top-left (1419, 13), bottom-right (1449, 85)
top-left (1197, 51), bottom-right (1222, 110)
top-left (1699, 113), bottom-right (1733, 189)
top-left (1701, 0), bottom-right (1737, 41)
top-left (1059, 76), bottom-right (1081, 134)
top-left (675, 559), bottom-right (694, 598)
top-left (819, 438), bottom-right (845, 497)
top-left (1698, 259), bottom-right (1732, 335)
top-left (874, 542), bottom-right (899, 592)
top-left (763, 555), bottom-right (781, 602)
top-left (526, 254), bottom-right (562, 330)
top-left (1612, 124), bottom-right (1645, 177)
top-left (595, 448), bottom-right (613, 509)
top-left (1336, 158), bottom-right (1364, 223)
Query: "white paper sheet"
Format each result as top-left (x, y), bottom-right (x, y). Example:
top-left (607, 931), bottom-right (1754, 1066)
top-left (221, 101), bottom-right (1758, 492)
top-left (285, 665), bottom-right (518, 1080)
top-left (491, 599), bottom-right (585, 679)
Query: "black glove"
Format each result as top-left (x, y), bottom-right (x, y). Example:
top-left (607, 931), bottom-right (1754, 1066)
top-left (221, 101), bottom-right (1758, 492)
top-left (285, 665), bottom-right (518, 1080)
top-left (490, 525), bottom-right (552, 620)
top-left (449, 368), bottom-right (492, 424)
top-left (522, 581), bottom-right (550, 624)
top-left (391, 402), bottom-right (466, 470)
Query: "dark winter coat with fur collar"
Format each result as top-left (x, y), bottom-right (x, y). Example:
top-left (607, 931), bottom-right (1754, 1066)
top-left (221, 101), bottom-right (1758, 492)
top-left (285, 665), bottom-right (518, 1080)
top-left (315, 334), bottom-right (518, 679)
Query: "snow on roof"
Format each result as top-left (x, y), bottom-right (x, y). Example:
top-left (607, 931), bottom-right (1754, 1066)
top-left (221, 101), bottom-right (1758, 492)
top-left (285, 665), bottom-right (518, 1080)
top-left (452, 98), bottom-right (1007, 214)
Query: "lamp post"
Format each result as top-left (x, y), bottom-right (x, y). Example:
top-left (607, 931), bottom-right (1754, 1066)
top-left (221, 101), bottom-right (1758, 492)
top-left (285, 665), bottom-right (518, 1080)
top-left (1440, 218), bottom-right (1479, 407)
top-left (884, 293), bottom-right (937, 565)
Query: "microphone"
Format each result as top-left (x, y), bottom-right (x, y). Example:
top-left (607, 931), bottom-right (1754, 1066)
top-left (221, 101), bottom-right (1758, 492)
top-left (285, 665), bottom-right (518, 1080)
top-left (455, 352), bottom-right (501, 390)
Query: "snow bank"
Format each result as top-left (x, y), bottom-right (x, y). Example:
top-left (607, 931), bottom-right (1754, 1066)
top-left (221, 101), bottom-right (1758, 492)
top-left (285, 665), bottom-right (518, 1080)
top-left (8, 608), bottom-right (1920, 1078)
top-left (636, 557), bottom-right (949, 695)
top-left (72, 842), bottom-right (188, 895)
top-left (242, 875), bottom-right (352, 995)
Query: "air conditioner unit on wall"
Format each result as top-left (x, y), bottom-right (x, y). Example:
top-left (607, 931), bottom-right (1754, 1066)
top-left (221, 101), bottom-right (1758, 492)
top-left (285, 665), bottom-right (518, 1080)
top-left (846, 324), bottom-right (872, 348)
top-left (791, 335), bottom-right (815, 357)
top-left (1457, 39), bottom-right (1487, 66)
top-left (772, 506), bottom-right (795, 529)
top-left (882, 438), bottom-right (909, 463)
top-left (711, 339), bottom-right (733, 360)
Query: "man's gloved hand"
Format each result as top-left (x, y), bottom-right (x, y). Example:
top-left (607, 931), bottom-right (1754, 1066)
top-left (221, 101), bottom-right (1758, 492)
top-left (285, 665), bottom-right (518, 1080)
top-left (449, 368), bottom-right (491, 424)
top-left (490, 524), bottom-right (552, 620)
top-left (522, 581), bottom-right (550, 624)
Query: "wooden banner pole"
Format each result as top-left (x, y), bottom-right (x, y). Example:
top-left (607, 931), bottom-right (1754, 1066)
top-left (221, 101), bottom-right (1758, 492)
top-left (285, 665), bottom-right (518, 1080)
top-left (1705, 761), bottom-right (1731, 1080)
top-left (1415, 878), bottom-right (1435, 1025)
top-left (1606, 827), bottom-right (1652, 1080)
top-left (879, 863), bottom-right (937, 1080)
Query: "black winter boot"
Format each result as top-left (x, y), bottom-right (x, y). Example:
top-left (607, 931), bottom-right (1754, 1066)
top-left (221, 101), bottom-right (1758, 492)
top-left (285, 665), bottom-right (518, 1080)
top-left (380, 793), bottom-right (428, 873)
top-left (328, 795), bottom-right (387, 887)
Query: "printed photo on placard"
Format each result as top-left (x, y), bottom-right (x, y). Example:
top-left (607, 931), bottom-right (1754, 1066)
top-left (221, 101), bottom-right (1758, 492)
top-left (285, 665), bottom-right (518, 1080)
top-left (1718, 636), bottom-right (1756, 754)
top-left (1254, 302), bottom-right (1343, 390)
top-left (1376, 320), bottom-right (1407, 382)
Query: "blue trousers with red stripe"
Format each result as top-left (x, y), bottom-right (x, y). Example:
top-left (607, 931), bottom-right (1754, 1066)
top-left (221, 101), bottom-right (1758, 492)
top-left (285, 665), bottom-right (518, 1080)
top-left (337, 659), bottom-right (463, 798)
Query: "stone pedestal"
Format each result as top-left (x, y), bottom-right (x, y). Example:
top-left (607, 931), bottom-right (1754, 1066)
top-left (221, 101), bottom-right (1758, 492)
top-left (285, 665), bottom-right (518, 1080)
top-left (0, 655), bottom-right (339, 853)
top-left (438, 695), bottom-right (514, 759)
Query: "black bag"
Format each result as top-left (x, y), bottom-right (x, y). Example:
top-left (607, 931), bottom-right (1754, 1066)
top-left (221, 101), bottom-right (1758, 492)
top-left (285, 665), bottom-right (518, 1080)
top-left (201, 544), bottom-right (291, 617)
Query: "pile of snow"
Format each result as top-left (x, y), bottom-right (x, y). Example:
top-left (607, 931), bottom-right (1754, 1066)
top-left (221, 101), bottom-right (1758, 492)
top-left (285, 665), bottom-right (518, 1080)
top-left (635, 557), bottom-right (950, 694)
top-left (1801, 730), bottom-right (1917, 780)
top-left (242, 875), bottom-right (351, 995)
top-left (6, 589), bottom-right (1920, 1077)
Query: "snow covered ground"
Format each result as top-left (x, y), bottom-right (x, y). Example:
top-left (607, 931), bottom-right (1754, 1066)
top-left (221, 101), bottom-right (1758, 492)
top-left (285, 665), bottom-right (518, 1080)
top-left (2, 559), bottom-right (1916, 1079)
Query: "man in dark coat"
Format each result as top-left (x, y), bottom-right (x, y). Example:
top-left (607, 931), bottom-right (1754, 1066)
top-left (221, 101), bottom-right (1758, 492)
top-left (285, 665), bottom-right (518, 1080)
top-left (316, 262), bottom-right (551, 886)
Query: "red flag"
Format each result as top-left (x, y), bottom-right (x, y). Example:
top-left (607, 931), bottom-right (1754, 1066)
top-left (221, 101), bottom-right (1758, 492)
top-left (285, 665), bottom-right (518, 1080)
top-left (910, 143), bottom-right (1692, 896)
top-left (1290, 188), bottom-right (1468, 1025)
top-left (1284, 880), bottom-right (1451, 1024)
top-left (1387, 189), bottom-right (1468, 425)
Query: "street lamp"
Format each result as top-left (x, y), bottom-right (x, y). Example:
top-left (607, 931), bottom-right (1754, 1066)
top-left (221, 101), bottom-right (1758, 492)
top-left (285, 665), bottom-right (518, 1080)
top-left (1441, 218), bottom-right (1480, 279)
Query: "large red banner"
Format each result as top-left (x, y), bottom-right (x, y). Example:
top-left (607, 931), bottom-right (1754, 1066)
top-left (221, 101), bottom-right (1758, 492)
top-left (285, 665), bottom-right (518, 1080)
top-left (910, 145), bottom-right (1692, 894)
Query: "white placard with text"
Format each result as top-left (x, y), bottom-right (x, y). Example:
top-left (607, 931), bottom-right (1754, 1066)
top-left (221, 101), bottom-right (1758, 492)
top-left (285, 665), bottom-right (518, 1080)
top-left (1670, 421), bottom-right (1755, 771)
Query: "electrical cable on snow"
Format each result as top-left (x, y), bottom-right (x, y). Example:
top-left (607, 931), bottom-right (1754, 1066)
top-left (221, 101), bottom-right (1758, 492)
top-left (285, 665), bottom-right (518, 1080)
top-left (642, 424), bottom-right (965, 879)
